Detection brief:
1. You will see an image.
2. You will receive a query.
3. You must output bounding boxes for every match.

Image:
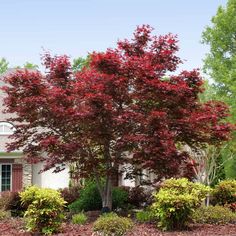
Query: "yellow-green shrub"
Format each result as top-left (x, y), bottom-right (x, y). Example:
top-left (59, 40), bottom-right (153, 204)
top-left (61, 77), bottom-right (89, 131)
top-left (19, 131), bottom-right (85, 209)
top-left (213, 180), bottom-right (236, 205)
top-left (20, 186), bottom-right (66, 235)
top-left (151, 178), bottom-right (211, 231)
top-left (93, 212), bottom-right (133, 236)
top-left (193, 205), bottom-right (236, 224)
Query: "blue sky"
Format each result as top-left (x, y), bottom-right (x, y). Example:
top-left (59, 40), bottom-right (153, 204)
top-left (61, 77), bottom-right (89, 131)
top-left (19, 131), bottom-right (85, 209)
top-left (0, 0), bottom-right (227, 73)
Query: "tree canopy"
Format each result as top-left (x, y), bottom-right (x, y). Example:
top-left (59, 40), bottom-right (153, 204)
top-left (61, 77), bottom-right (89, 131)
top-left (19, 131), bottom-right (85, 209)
top-left (2, 25), bottom-right (233, 209)
top-left (202, 0), bottom-right (236, 178)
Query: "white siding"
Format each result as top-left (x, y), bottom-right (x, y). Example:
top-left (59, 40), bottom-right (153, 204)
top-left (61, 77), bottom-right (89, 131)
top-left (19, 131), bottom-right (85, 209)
top-left (32, 162), bottom-right (70, 189)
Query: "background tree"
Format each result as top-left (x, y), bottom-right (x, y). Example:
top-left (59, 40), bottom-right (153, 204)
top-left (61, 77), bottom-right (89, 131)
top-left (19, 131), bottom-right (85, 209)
top-left (202, 0), bottom-right (236, 178)
top-left (15, 62), bottom-right (39, 70)
top-left (72, 56), bottom-right (90, 72)
top-left (0, 58), bottom-right (9, 74)
top-left (2, 25), bottom-right (233, 210)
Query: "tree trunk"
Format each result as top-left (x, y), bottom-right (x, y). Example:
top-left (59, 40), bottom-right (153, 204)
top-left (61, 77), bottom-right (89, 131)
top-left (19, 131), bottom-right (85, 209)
top-left (101, 174), bottom-right (112, 212)
top-left (94, 171), bottom-right (113, 212)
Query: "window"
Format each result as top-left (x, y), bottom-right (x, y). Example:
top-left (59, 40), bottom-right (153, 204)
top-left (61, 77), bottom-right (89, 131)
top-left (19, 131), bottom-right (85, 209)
top-left (0, 164), bottom-right (12, 191)
top-left (0, 122), bottom-right (14, 135)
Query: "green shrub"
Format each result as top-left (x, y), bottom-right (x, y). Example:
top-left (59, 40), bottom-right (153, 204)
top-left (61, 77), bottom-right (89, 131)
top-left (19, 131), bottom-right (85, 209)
top-left (136, 209), bottom-right (155, 223)
top-left (213, 179), bottom-right (236, 205)
top-left (72, 212), bottom-right (87, 225)
top-left (20, 186), bottom-right (66, 235)
top-left (0, 210), bottom-right (10, 220)
top-left (68, 182), bottom-right (129, 213)
top-left (112, 187), bottom-right (128, 209)
top-left (151, 178), bottom-right (211, 231)
top-left (93, 212), bottom-right (133, 236)
top-left (68, 181), bottom-right (102, 213)
top-left (192, 205), bottom-right (236, 224)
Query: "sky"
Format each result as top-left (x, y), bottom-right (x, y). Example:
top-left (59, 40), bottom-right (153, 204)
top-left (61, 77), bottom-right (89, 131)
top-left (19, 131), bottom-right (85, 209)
top-left (0, 0), bottom-right (228, 74)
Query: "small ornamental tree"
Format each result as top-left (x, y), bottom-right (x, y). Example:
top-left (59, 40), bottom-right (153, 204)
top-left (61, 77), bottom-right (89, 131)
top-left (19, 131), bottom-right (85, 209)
top-left (2, 25), bottom-right (233, 210)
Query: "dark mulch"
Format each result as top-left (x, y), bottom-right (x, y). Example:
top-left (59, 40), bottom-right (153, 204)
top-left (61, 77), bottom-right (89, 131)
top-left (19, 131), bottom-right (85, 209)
top-left (0, 219), bottom-right (236, 236)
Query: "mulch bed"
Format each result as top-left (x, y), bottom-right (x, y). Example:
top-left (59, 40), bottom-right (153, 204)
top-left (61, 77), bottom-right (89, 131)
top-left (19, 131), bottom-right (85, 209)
top-left (0, 219), bottom-right (236, 236)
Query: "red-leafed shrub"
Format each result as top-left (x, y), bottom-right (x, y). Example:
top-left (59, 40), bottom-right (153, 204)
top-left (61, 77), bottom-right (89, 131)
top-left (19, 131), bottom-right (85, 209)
top-left (59, 186), bottom-right (81, 206)
top-left (0, 191), bottom-right (26, 216)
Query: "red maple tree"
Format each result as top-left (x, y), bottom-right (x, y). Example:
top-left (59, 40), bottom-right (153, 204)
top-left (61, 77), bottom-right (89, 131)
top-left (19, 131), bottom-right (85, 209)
top-left (2, 25), bottom-right (233, 210)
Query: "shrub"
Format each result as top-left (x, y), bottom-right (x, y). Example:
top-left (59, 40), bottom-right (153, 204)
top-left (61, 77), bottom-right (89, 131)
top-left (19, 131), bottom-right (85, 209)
top-left (192, 205), bottom-right (236, 224)
top-left (72, 212), bottom-right (87, 225)
top-left (151, 178), bottom-right (211, 231)
top-left (135, 209), bottom-right (155, 223)
top-left (59, 186), bottom-right (80, 206)
top-left (93, 212), bottom-right (134, 236)
top-left (212, 179), bottom-right (236, 205)
top-left (0, 210), bottom-right (10, 220)
top-left (112, 187), bottom-right (128, 209)
top-left (0, 191), bottom-right (26, 217)
top-left (225, 202), bottom-right (236, 212)
top-left (127, 186), bottom-right (149, 207)
top-left (20, 186), bottom-right (66, 235)
top-left (68, 182), bottom-right (129, 213)
top-left (68, 181), bottom-right (102, 213)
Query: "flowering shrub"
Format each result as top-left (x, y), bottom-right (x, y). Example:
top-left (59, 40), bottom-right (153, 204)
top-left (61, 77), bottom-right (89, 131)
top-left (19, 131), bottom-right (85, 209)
top-left (151, 178), bottom-right (211, 230)
top-left (20, 186), bottom-right (66, 235)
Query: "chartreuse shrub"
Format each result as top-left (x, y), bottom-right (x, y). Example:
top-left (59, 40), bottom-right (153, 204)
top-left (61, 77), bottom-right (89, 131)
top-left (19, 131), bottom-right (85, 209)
top-left (192, 205), bottom-right (236, 224)
top-left (20, 186), bottom-right (66, 235)
top-left (212, 179), bottom-right (236, 205)
top-left (151, 178), bottom-right (211, 231)
top-left (93, 212), bottom-right (134, 236)
top-left (72, 212), bottom-right (87, 225)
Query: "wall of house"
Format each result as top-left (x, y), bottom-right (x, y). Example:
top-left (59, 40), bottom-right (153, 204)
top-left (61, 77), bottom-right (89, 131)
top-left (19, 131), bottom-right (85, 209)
top-left (32, 162), bottom-right (70, 189)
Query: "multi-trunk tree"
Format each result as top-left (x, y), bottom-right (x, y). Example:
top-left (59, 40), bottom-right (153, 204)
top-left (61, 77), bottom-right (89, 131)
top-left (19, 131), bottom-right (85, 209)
top-left (2, 25), bottom-right (233, 210)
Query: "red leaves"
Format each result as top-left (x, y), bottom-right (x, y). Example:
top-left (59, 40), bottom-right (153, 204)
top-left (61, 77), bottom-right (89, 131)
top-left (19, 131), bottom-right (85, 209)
top-left (1, 25), bottom-right (234, 180)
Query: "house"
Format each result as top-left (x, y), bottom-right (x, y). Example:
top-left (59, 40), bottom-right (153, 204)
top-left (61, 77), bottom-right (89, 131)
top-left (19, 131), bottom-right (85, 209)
top-left (0, 70), bottom-right (70, 192)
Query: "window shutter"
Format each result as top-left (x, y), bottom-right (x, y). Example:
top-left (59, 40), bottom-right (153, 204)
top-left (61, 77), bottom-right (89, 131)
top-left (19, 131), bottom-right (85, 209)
top-left (12, 164), bottom-right (23, 192)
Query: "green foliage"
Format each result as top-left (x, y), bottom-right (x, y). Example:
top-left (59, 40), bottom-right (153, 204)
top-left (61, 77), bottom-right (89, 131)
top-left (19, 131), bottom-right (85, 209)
top-left (0, 58), bottom-right (9, 74)
top-left (0, 210), bottom-right (10, 220)
top-left (192, 205), bottom-right (236, 224)
top-left (112, 187), bottom-right (128, 209)
top-left (23, 62), bottom-right (38, 69)
top-left (151, 178), bottom-right (211, 231)
top-left (20, 186), bottom-right (66, 235)
top-left (93, 212), bottom-right (134, 236)
top-left (71, 212), bottom-right (87, 225)
top-left (202, 0), bottom-right (236, 179)
top-left (68, 182), bottom-right (129, 213)
top-left (72, 56), bottom-right (90, 72)
top-left (213, 179), bottom-right (236, 205)
top-left (136, 209), bottom-right (155, 223)
top-left (68, 181), bottom-right (102, 213)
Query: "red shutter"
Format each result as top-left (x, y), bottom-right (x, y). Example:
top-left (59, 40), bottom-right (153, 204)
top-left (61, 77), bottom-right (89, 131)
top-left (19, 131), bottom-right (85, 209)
top-left (12, 164), bottom-right (23, 192)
